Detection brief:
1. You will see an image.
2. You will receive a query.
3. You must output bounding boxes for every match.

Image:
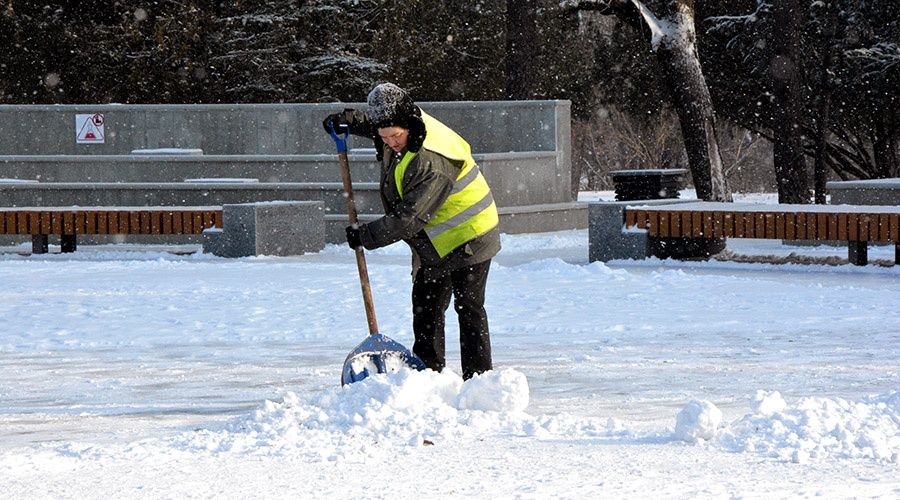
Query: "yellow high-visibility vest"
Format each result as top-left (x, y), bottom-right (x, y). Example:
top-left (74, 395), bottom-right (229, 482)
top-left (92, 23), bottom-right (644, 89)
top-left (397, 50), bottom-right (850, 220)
top-left (394, 111), bottom-right (499, 258)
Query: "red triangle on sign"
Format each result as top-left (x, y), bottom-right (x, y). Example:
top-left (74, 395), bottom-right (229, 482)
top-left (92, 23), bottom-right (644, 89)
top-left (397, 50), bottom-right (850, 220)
top-left (85, 132), bottom-right (96, 139)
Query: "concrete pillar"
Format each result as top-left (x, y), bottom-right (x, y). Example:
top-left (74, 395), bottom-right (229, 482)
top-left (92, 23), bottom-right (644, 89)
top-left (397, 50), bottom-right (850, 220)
top-left (203, 201), bottom-right (325, 257)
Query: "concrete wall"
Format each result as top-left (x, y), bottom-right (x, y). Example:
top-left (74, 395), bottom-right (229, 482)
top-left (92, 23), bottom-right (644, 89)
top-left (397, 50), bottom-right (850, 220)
top-left (0, 101), bottom-right (568, 156)
top-left (0, 101), bottom-right (586, 246)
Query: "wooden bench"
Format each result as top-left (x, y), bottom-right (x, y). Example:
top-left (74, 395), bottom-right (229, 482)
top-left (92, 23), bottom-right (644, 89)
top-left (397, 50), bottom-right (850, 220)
top-left (624, 202), bottom-right (900, 266)
top-left (0, 206), bottom-right (223, 254)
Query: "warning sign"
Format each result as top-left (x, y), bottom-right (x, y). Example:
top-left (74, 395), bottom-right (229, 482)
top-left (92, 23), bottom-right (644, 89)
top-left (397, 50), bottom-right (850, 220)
top-left (75, 114), bottom-right (105, 144)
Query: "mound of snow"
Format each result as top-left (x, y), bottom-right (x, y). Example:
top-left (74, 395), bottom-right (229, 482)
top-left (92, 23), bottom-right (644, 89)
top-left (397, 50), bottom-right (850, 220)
top-left (172, 368), bottom-right (627, 459)
top-left (751, 390), bottom-right (787, 416)
top-left (455, 369), bottom-right (529, 412)
top-left (674, 400), bottom-right (723, 443)
top-left (718, 391), bottom-right (900, 463)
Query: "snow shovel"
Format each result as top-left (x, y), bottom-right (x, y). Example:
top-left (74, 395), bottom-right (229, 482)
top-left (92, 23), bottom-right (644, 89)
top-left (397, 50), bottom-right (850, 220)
top-left (328, 123), bottom-right (426, 385)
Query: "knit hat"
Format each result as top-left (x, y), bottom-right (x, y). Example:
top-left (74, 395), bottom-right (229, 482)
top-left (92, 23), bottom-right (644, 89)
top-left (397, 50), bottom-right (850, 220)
top-left (366, 83), bottom-right (420, 129)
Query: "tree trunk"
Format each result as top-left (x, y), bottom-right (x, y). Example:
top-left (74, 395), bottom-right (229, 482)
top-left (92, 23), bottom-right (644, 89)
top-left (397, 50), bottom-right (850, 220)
top-left (770, 0), bottom-right (809, 204)
top-left (872, 111), bottom-right (899, 178)
top-left (656, 39), bottom-right (730, 201)
top-left (506, 0), bottom-right (537, 100)
top-left (813, 45), bottom-right (832, 204)
top-left (642, 0), bottom-right (731, 201)
top-left (814, 101), bottom-right (830, 204)
top-left (568, 0), bottom-right (730, 201)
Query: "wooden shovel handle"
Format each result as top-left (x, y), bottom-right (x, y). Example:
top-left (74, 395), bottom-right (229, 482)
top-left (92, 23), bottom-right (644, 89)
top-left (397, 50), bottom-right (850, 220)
top-left (337, 151), bottom-right (379, 335)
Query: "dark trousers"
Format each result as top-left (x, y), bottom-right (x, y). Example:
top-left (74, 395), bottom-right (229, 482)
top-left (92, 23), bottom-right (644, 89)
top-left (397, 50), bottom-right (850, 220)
top-left (412, 259), bottom-right (492, 380)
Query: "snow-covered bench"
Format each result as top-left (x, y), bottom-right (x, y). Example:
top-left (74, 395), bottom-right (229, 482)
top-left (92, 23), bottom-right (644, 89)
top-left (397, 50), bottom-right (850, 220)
top-left (0, 206), bottom-right (222, 254)
top-left (623, 202), bottom-right (900, 266)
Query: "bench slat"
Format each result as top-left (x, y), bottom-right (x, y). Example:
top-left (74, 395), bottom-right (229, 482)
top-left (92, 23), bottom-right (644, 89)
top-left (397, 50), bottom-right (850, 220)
top-left (624, 209), bottom-right (637, 228)
top-left (192, 212), bottom-right (203, 234)
top-left (202, 211), bottom-right (214, 230)
top-left (703, 211), bottom-right (714, 237)
top-left (890, 215), bottom-right (900, 245)
top-left (150, 211), bottom-right (161, 235)
top-left (140, 211), bottom-right (151, 234)
top-left (63, 212), bottom-right (75, 236)
top-left (647, 211), bottom-right (659, 237)
top-left (180, 212), bottom-right (192, 233)
top-left (859, 214), bottom-right (870, 241)
top-left (86, 211), bottom-right (96, 234)
top-left (661, 212), bottom-right (671, 238)
top-left (173, 212), bottom-right (183, 233)
top-left (31, 212), bottom-right (42, 235)
top-left (868, 214), bottom-right (879, 242)
top-left (670, 210), bottom-right (682, 237)
top-left (877, 214), bottom-right (889, 242)
top-left (128, 212), bottom-right (140, 235)
top-left (712, 211), bottom-right (724, 238)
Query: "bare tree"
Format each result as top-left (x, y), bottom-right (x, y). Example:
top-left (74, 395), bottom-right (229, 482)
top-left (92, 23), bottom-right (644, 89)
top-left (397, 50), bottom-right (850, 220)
top-left (567, 0), bottom-right (731, 201)
top-left (575, 106), bottom-right (684, 190)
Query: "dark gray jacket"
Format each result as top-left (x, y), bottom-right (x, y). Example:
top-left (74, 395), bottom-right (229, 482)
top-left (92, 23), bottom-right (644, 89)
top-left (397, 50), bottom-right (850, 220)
top-left (340, 109), bottom-right (501, 276)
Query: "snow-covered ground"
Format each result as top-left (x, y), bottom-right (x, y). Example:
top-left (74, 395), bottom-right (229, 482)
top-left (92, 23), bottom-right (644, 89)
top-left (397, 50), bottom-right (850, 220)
top-left (1, 193), bottom-right (898, 498)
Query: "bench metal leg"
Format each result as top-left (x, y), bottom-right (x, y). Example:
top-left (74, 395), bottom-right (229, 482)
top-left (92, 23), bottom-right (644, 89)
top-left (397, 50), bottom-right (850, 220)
top-left (61, 235), bottom-right (77, 253)
top-left (31, 235), bottom-right (49, 254)
top-left (848, 241), bottom-right (868, 266)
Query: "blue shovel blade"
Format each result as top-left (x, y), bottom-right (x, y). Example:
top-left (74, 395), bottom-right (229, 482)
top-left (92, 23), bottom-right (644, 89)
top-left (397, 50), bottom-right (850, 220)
top-left (341, 333), bottom-right (427, 385)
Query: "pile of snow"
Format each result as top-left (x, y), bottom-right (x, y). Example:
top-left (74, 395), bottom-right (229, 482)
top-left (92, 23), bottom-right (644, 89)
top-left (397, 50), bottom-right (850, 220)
top-left (456, 369), bottom-right (529, 412)
top-left (718, 391), bottom-right (900, 463)
top-left (674, 400), bottom-right (723, 443)
top-left (173, 368), bottom-right (625, 460)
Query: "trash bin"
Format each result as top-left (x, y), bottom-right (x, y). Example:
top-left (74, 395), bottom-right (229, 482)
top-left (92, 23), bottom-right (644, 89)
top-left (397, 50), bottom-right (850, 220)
top-left (608, 169), bottom-right (688, 201)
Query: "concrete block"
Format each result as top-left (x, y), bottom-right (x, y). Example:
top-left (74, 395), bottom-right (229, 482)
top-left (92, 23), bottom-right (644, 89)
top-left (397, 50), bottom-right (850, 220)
top-left (588, 199), bottom-right (696, 262)
top-left (203, 201), bottom-right (324, 257)
top-left (589, 202), bottom-right (649, 262)
top-left (827, 178), bottom-right (900, 206)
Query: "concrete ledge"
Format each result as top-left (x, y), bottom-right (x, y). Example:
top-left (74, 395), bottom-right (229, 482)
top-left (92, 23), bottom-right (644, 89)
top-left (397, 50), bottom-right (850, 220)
top-left (589, 199), bottom-right (696, 262)
top-left (0, 181), bottom-right (383, 216)
top-left (203, 201), bottom-right (324, 257)
top-left (0, 151), bottom-right (566, 207)
top-left (827, 178), bottom-right (900, 205)
top-left (497, 202), bottom-right (587, 234)
top-left (320, 202), bottom-right (589, 244)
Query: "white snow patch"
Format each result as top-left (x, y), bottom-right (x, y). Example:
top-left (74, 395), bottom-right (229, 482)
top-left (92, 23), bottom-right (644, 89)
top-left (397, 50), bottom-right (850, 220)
top-left (674, 400), bottom-right (723, 442)
top-left (169, 368), bottom-right (626, 459)
top-left (719, 391), bottom-right (900, 463)
top-left (455, 369), bottom-right (529, 412)
top-left (751, 389), bottom-right (787, 416)
top-left (630, 0), bottom-right (675, 50)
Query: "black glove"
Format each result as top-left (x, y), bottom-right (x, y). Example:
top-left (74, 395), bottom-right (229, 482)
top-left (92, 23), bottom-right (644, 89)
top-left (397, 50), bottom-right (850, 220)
top-left (345, 225), bottom-right (362, 249)
top-left (323, 111), bottom-right (351, 134)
